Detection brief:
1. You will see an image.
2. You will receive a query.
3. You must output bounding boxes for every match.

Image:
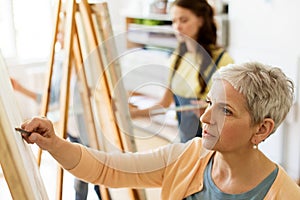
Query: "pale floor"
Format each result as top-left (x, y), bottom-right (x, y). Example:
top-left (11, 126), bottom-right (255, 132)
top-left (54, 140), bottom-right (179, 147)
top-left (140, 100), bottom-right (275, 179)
top-left (0, 115), bottom-right (178, 200)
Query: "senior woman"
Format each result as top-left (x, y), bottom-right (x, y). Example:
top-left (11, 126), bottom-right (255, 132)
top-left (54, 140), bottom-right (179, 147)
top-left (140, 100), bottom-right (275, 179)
top-left (20, 62), bottom-right (300, 199)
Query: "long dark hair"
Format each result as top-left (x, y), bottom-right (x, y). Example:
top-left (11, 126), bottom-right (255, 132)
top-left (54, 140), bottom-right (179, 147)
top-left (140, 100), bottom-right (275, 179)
top-left (171, 0), bottom-right (217, 94)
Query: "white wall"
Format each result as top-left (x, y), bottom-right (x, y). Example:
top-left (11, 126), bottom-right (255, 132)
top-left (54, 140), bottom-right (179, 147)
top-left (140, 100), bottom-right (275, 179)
top-left (227, 0), bottom-right (300, 180)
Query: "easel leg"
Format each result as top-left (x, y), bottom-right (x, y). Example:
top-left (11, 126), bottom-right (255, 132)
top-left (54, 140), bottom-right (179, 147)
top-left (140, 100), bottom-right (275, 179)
top-left (55, 0), bottom-right (76, 199)
top-left (56, 167), bottom-right (64, 200)
top-left (38, 0), bottom-right (62, 167)
top-left (72, 12), bottom-right (112, 200)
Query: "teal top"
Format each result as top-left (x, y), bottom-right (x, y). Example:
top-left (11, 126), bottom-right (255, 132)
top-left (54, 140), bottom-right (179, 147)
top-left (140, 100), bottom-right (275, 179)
top-left (184, 157), bottom-right (278, 200)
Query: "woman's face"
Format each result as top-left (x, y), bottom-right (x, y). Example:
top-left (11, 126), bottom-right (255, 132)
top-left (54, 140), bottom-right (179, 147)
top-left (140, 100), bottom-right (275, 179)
top-left (200, 80), bottom-right (258, 152)
top-left (170, 5), bottom-right (203, 42)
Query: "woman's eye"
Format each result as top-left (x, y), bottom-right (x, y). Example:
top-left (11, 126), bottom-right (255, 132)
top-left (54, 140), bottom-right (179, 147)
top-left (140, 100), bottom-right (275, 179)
top-left (181, 19), bottom-right (188, 23)
top-left (179, 18), bottom-right (188, 23)
top-left (222, 107), bottom-right (232, 115)
top-left (205, 99), bottom-right (212, 106)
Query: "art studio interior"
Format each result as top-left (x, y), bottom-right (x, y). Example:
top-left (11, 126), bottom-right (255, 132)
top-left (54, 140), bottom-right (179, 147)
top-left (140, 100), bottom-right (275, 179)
top-left (0, 0), bottom-right (300, 199)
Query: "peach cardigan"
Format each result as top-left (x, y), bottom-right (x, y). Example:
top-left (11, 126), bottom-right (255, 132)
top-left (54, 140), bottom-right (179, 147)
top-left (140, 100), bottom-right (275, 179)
top-left (68, 138), bottom-right (300, 200)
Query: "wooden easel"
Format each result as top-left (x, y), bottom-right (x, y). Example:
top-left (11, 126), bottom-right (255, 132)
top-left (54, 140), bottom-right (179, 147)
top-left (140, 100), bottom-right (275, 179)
top-left (38, 0), bottom-right (146, 199)
top-left (38, 0), bottom-right (110, 199)
top-left (75, 1), bottom-right (146, 199)
top-left (90, 3), bottom-right (138, 152)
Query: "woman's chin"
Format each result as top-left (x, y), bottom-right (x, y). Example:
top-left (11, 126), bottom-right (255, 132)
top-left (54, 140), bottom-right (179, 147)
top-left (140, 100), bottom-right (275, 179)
top-left (175, 35), bottom-right (185, 43)
top-left (202, 137), bottom-right (218, 150)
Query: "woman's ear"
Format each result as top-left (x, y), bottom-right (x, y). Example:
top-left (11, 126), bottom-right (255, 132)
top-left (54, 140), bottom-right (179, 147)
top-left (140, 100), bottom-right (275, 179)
top-left (197, 16), bottom-right (204, 28)
top-left (251, 118), bottom-right (275, 144)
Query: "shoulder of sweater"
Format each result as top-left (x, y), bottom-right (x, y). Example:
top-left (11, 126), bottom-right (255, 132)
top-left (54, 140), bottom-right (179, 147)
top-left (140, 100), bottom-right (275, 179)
top-left (268, 165), bottom-right (300, 197)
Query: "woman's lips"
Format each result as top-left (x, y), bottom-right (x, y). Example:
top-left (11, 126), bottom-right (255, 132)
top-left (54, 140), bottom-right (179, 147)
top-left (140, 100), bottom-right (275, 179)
top-left (203, 129), bottom-right (215, 138)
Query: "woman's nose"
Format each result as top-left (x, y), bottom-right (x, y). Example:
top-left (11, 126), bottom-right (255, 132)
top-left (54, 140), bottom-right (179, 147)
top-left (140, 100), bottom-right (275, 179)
top-left (172, 23), bottom-right (181, 32)
top-left (200, 106), bottom-right (212, 124)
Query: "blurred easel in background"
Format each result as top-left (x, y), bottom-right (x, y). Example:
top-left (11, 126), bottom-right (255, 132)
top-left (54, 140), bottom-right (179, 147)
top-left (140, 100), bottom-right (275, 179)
top-left (37, 0), bottom-right (146, 199)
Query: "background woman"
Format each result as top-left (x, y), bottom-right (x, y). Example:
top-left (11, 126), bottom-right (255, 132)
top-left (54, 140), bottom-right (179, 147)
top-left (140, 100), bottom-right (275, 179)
top-left (130, 0), bottom-right (234, 142)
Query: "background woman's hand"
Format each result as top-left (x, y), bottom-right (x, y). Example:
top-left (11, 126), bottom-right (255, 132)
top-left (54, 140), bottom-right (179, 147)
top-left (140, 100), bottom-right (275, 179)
top-left (10, 78), bottom-right (24, 92)
top-left (190, 100), bottom-right (207, 118)
top-left (129, 103), bottom-right (139, 118)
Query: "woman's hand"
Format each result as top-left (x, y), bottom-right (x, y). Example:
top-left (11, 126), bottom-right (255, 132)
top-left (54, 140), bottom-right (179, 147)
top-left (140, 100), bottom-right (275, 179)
top-left (20, 116), bottom-right (58, 152)
top-left (190, 100), bottom-right (208, 118)
top-left (128, 103), bottom-right (140, 118)
top-left (20, 116), bottom-right (82, 169)
top-left (10, 78), bottom-right (24, 92)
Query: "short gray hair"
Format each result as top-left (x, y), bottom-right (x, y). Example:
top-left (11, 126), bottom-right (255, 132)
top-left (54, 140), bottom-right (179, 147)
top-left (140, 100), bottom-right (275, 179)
top-left (213, 62), bottom-right (294, 134)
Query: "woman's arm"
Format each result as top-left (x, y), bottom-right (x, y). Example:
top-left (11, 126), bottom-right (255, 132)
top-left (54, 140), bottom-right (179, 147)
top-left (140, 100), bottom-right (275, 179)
top-left (20, 116), bottom-right (192, 188)
top-left (130, 89), bottom-right (174, 118)
top-left (11, 78), bottom-right (39, 101)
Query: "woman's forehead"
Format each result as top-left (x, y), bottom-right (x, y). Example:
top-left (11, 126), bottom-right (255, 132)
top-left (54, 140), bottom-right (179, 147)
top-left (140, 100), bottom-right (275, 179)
top-left (208, 80), bottom-right (244, 103)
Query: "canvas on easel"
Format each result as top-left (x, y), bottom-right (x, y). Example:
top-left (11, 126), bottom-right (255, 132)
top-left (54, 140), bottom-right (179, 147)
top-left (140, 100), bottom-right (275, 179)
top-left (0, 52), bottom-right (48, 199)
top-left (91, 3), bottom-right (138, 152)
